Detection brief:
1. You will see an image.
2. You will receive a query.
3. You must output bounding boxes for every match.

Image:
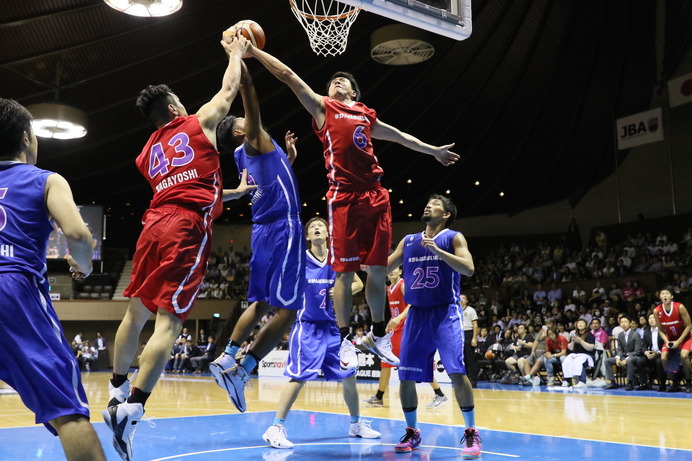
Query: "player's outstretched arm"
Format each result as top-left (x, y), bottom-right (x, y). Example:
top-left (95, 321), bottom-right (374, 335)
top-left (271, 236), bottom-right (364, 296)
top-left (247, 45), bottom-right (325, 127)
top-left (371, 119), bottom-right (459, 166)
top-left (197, 37), bottom-right (248, 143)
top-left (222, 168), bottom-right (257, 202)
top-left (387, 238), bottom-right (405, 274)
top-left (237, 60), bottom-right (274, 153)
top-left (45, 174), bottom-right (93, 279)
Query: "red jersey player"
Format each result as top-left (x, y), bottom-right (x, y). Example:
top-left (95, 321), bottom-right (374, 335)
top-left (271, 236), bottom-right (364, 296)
top-left (103, 37), bottom-right (256, 461)
top-left (247, 45), bottom-right (459, 369)
top-left (654, 287), bottom-right (692, 392)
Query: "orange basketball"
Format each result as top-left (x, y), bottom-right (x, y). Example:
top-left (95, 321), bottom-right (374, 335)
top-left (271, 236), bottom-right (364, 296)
top-left (223, 20), bottom-right (266, 50)
top-left (484, 349), bottom-right (495, 360)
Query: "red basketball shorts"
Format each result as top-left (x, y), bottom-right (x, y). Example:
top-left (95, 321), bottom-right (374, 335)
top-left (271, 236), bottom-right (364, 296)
top-left (124, 205), bottom-right (212, 322)
top-left (662, 335), bottom-right (692, 353)
top-left (326, 186), bottom-right (391, 272)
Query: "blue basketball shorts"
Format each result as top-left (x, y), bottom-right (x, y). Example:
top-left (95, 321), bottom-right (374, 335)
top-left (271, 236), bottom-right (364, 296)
top-left (248, 217), bottom-right (306, 310)
top-left (398, 303), bottom-right (467, 382)
top-left (0, 273), bottom-right (90, 435)
top-left (284, 320), bottom-right (354, 381)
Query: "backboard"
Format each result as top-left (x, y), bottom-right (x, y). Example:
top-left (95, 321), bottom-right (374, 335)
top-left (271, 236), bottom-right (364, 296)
top-left (336, 0), bottom-right (472, 40)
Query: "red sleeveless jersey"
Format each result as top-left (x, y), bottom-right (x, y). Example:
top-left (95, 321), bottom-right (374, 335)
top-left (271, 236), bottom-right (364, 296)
top-left (655, 301), bottom-right (688, 340)
top-left (136, 115), bottom-right (223, 220)
top-left (388, 278), bottom-right (406, 320)
top-left (312, 96), bottom-right (383, 191)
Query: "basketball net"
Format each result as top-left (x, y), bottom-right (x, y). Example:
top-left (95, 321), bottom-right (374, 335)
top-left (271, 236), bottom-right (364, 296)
top-left (290, 0), bottom-right (361, 57)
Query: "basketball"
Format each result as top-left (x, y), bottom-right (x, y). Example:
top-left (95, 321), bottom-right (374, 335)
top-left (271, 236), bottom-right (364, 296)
top-left (485, 349), bottom-right (495, 360)
top-left (223, 20), bottom-right (266, 50)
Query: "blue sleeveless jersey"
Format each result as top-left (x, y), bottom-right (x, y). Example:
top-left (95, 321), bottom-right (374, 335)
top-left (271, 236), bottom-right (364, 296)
top-left (402, 229), bottom-right (462, 307)
top-left (0, 162), bottom-right (54, 283)
top-left (297, 250), bottom-right (336, 322)
top-left (234, 139), bottom-right (301, 224)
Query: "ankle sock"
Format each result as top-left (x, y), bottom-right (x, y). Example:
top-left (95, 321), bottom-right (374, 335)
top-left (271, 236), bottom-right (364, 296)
top-left (111, 373), bottom-right (128, 388)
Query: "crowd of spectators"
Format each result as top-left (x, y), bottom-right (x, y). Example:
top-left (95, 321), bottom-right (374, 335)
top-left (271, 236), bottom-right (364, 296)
top-left (71, 331), bottom-right (108, 371)
top-left (197, 246), bottom-right (252, 300)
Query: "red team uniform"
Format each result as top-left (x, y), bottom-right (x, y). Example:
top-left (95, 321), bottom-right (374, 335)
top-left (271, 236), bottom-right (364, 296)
top-left (383, 278), bottom-right (407, 369)
top-left (655, 301), bottom-right (692, 352)
top-left (125, 115), bottom-right (222, 321)
top-left (313, 96), bottom-right (391, 272)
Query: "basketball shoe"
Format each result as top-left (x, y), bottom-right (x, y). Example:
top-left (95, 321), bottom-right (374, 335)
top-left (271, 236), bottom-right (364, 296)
top-left (108, 378), bottom-right (130, 407)
top-left (362, 331), bottom-right (399, 366)
top-left (362, 395), bottom-right (384, 406)
top-left (339, 337), bottom-right (359, 371)
top-left (220, 364), bottom-right (250, 412)
top-left (426, 394), bottom-right (448, 408)
top-left (460, 427), bottom-right (482, 459)
top-left (395, 427), bottom-right (421, 453)
top-left (262, 424), bottom-right (294, 449)
top-left (210, 354), bottom-right (236, 389)
top-left (102, 401), bottom-right (144, 461)
top-left (349, 419), bottom-right (381, 439)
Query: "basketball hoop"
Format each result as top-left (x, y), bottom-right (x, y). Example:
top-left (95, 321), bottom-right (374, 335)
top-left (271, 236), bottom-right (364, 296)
top-left (290, 0), bottom-right (361, 57)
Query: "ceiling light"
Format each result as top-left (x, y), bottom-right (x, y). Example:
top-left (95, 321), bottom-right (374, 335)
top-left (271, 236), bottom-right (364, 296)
top-left (27, 103), bottom-right (87, 139)
top-left (104, 0), bottom-right (183, 17)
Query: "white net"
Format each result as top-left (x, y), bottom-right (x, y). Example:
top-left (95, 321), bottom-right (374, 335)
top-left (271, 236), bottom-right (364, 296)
top-left (290, 0), bottom-right (361, 57)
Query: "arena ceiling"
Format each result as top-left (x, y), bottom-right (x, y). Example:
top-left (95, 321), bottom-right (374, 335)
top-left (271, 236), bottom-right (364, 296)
top-left (1, 0), bottom-right (690, 240)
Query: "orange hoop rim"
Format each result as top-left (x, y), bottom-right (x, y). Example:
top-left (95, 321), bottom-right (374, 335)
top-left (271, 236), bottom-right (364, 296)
top-left (289, 0), bottom-right (359, 21)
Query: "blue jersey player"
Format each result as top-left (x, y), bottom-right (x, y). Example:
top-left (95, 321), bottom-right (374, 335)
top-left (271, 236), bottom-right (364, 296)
top-left (261, 217), bottom-right (381, 448)
top-left (387, 195), bottom-right (482, 459)
top-left (0, 98), bottom-right (106, 460)
top-left (212, 60), bottom-right (306, 413)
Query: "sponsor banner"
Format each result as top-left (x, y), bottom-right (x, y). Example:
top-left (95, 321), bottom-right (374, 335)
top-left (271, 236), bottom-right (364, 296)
top-left (258, 349), bottom-right (288, 377)
top-left (667, 72), bottom-right (692, 107)
top-left (616, 107), bottom-right (664, 150)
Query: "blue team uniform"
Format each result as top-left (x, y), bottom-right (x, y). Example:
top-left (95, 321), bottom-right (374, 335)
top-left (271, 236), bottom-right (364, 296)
top-left (234, 140), bottom-right (305, 309)
top-left (398, 229), bottom-right (467, 382)
top-left (284, 250), bottom-right (354, 381)
top-left (0, 161), bottom-right (90, 434)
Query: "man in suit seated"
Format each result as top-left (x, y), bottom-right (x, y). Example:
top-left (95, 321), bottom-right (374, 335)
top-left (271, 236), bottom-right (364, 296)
top-left (643, 312), bottom-right (666, 392)
top-left (603, 315), bottom-right (648, 390)
top-left (191, 336), bottom-right (217, 373)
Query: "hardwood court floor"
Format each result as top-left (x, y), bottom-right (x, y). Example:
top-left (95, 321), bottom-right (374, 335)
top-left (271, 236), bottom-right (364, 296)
top-left (1, 371), bottom-right (691, 460)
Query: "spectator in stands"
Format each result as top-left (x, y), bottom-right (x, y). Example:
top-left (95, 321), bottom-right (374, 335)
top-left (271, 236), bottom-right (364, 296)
top-left (622, 280), bottom-right (635, 302)
top-left (78, 340), bottom-right (97, 371)
top-left (608, 282), bottom-right (622, 299)
top-left (353, 327), bottom-right (366, 346)
top-left (533, 284), bottom-right (547, 306)
top-left (191, 336), bottom-right (217, 373)
top-left (603, 315), bottom-right (647, 390)
top-left (197, 329), bottom-right (208, 346)
top-left (504, 324), bottom-right (534, 373)
top-left (173, 337), bottom-right (192, 373)
top-left (589, 281), bottom-right (606, 304)
top-left (178, 328), bottom-right (192, 342)
top-left (476, 327), bottom-right (491, 356)
top-left (572, 284), bottom-right (586, 301)
top-left (73, 332), bottom-right (83, 349)
top-left (643, 313), bottom-right (665, 392)
top-left (635, 315), bottom-right (647, 338)
top-left (564, 297), bottom-right (577, 313)
top-left (522, 327), bottom-right (567, 387)
top-left (547, 283), bottom-right (562, 305)
top-left (561, 319), bottom-right (595, 388)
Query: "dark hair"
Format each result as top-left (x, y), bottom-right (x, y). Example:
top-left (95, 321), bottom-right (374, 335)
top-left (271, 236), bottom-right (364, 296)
top-left (305, 216), bottom-right (328, 232)
top-left (327, 71), bottom-right (361, 101)
top-left (0, 98), bottom-right (33, 159)
top-left (619, 314), bottom-right (631, 322)
top-left (216, 115), bottom-right (238, 155)
top-left (428, 194), bottom-right (457, 226)
top-left (660, 286), bottom-right (675, 295)
top-left (136, 84), bottom-right (176, 125)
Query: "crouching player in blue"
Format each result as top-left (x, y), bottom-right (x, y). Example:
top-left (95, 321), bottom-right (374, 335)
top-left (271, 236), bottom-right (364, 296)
top-left (388, 195), bottom-right (481, 459)
top-left (262, 217), bottom-right (381, 449)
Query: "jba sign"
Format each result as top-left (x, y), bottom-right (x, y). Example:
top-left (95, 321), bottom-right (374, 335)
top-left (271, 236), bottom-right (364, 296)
top-left (616, 107), bottom-right (664, 150)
